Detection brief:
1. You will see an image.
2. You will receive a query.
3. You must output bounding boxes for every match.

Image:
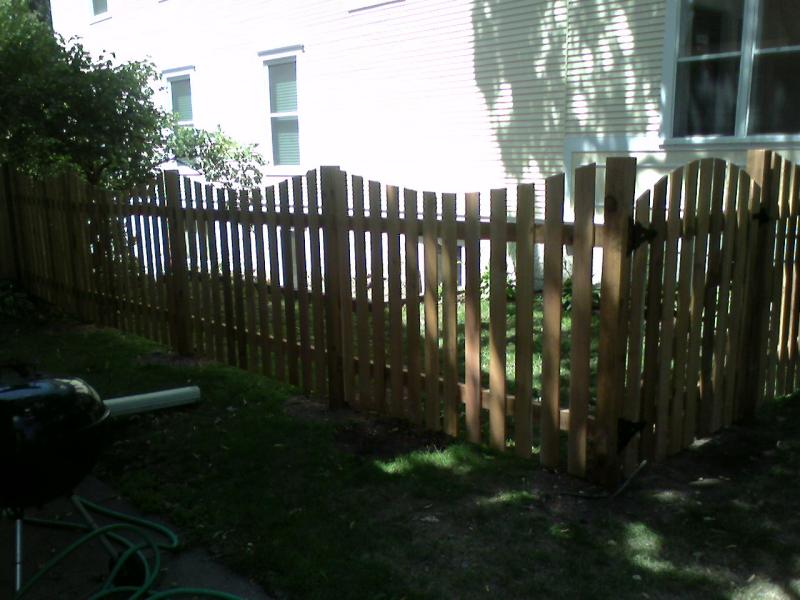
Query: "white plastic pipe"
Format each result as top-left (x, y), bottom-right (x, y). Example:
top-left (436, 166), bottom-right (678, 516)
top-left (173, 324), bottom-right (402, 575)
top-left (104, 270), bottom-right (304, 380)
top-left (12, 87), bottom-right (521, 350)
top-left (104, 386), bottom-right (201, 417)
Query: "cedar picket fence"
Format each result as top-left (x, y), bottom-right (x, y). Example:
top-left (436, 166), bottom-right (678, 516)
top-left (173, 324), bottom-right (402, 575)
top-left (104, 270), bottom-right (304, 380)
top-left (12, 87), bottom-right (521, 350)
top-left (0, 149), bottom-right (796, 486)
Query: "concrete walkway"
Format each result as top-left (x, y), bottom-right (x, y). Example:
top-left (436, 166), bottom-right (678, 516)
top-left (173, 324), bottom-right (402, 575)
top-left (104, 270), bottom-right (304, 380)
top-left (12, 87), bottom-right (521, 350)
top-left (0, 476), bottom-right (271, 599)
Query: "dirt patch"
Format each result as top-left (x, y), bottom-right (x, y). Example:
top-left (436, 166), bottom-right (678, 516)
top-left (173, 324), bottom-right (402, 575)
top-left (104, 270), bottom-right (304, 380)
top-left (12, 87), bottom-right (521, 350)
top-left (136, 351), bottom-right (214, 368)
top-left (283, 395), bottom-right (455, 459)
top-left (335, 418), bottom-right (454, 460)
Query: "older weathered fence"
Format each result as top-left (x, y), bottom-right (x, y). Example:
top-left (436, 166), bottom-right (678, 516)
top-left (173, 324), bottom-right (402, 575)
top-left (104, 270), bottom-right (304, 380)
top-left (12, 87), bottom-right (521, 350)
top-left (1, 149), bottom-right (796, 485)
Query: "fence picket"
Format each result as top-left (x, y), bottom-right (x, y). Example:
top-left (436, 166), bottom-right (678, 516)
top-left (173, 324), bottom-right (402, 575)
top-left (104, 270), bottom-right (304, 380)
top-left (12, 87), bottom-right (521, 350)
top-left (337, 170), bottom-right (355, 407)
top-left (464, 191), bottom-right (482, 444)
top-left (404, 188), bottom-right (422, 424)
top-left (596, 157), bottom-right (635, 486)
top-left (307, 170), bottom-right (326, 395)
top-left (386, 185), bottom-right (404, 416)
top-left (698, 160), bottom-right (727, 435)
top-left (441, 192), bottom-right (459, 437)
top-left (489, 188), bottom-right (507, 451)
top-left (683, 159), bottom-right (714, 446)
top-left (207, 186), bottom-right (225, 364)
top-left (139, 186), bottom-right (157, 341)
top-left (568, 167), bottom-right (593, 474)
top-left (669, 162), bottom-right (698, 455)
top-left (279, 181), bottom-right (298, 383)
top-left (777, 164), bottom-right (797, 394)
top-left (266, 186), bottom-right (285, 381)
top-left (542, 174), bottom-right (564, 468)
top-left (514, 183), bottom-right (535, 458)
top-left (184, 178), bottom-right (202, 355)
top-left (623, 191), bottom-right (651, 473)
top-left (293, 176), bottom-right (312, 393)
top-left (749, 150), bottom-right (779, 412)
top-left (711, 165), bottom-right (740, 431)
top-left (353, 175), bottom-right (371, 407)
top-left (768, 158), bottom-right (791, 399)
top-left (320, 167), bottom-right (344, 406)
top-left (242, 189), bottom-right (259, 372)
top-left (423, 191), bottom-right (440, 431)
top-left (786, 167), bottom-right (800, 392)
top-left (194, 182), bottom-right (213, 357)
top-left (252, 188), bottom-right (271, 375)
top-left (368, 180), bottom-right (386, 410)
top-left (640, 175), bottom-right (668, 461)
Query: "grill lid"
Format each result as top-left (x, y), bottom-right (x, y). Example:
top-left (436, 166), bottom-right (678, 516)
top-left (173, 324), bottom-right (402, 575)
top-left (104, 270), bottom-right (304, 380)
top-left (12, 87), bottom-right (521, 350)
top-left (0, 378), bottom-right (108, 442)
top-left (0, 377), bottom-right (109, 510)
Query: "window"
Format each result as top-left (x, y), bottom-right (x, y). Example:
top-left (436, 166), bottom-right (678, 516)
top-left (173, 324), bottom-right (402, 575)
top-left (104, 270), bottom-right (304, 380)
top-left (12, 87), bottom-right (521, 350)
top-left (267, 58), bottom-right (300, 166)
top-left (170, 77), bottom-right (193, 125)
top-left (673, 0), bottom-right (800, 137)
top-left (92, 0), bottom-right (108, 16)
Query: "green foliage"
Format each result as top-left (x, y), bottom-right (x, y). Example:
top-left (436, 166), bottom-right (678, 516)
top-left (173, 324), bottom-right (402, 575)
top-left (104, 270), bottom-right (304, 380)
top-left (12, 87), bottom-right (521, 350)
top-left (165, 125), bottom-right (267, 189)
top-left (0, 280), bottom-right (54, 321)
top-left (480, 267), bottom-right (517, 301)
top-left (561, 277), bottom-right (601, 311)
top-left (0, 0), bottom-right (169, 190)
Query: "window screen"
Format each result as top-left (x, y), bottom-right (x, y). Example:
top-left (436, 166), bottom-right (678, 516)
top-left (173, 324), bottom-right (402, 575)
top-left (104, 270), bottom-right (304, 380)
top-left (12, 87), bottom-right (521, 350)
top-left (170, 78), bottom-right (193, 123)
top-left (268, 59), bottom-right (300, 166)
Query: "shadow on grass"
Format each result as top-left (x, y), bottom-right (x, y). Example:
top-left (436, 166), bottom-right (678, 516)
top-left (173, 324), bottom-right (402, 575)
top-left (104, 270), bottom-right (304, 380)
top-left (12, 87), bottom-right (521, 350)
top-left (1, 316), bottom-right (798, 599)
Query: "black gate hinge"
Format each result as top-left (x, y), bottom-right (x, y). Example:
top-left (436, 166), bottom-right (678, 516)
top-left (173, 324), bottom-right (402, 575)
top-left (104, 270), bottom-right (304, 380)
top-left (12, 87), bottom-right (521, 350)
top-left (753, 206), bottom-right (771, 224)
top-left (628, 217), bottom-right (657, 253)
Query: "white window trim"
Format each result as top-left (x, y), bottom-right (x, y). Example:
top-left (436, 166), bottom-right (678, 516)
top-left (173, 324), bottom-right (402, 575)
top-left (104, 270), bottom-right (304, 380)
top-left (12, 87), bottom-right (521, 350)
top-left (89, 0), bottom-right (111, 24)
top-left (163, 66), bottom-right (196, 127)
top-left (662, 0), bottom-right (800, 144)
top-left (260, 45), bottom-right (304, 176)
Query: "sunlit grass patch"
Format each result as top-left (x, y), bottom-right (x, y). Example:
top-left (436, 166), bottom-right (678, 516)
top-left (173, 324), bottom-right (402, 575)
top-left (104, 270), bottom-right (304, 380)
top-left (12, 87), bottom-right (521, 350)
top-left (475, 489), bottom-right (537, 507)
top-left (374, 444), bottom-right (484, 476)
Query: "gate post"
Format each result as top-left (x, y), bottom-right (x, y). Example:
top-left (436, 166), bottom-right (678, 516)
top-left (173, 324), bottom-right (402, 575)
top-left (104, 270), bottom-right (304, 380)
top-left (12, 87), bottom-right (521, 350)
top-left (163, 170), bottom-right (192, 356)
top-left (320, 166), bottom-right (346, 408)
top-left (594, 157), bottom-right (636, 488)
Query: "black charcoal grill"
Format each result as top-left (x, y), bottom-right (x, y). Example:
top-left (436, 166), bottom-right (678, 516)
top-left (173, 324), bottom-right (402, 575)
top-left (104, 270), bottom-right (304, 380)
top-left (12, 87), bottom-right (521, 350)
top-left (0, 377), bottom-right (109, 512)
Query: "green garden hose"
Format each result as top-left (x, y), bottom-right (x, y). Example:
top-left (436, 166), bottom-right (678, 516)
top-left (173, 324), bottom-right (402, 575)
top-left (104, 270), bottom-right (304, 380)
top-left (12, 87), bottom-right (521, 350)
top-left (15, 497), bottom-right (246, 600)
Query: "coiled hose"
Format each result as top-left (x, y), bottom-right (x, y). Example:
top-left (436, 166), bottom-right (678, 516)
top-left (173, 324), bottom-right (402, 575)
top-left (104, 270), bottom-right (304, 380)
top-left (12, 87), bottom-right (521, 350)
top-left (15, 497), bottom-right (246, 600)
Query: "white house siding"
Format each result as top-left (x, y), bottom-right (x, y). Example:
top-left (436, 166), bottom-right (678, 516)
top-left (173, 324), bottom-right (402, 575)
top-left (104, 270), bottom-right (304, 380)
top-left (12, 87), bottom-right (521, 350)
top-left (49, 0), bottom-right (575, 202)
top-left (48, 1), bottom-right (799, 215)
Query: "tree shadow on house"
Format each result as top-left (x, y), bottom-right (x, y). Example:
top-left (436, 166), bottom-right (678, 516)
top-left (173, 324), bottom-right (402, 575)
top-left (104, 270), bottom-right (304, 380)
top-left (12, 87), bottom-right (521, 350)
top-left (471, 0), bottom-right (661, 188)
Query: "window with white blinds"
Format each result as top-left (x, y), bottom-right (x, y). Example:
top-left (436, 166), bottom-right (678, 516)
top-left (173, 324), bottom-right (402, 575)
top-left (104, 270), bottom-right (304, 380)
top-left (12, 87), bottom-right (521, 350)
top-left (267, 58), bottom-right (300, 166)
top-left (170, 77), bottom-right (193, 125)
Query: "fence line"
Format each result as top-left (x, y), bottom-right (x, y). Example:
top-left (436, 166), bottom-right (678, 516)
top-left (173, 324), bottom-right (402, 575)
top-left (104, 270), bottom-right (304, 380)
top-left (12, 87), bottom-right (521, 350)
top-left (2, 149), bottom-right (797, 485)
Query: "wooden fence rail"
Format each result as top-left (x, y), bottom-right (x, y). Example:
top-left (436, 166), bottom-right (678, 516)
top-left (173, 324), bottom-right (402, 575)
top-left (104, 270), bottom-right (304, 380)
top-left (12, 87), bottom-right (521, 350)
top-left (1, 149), bottom-right (797, 485)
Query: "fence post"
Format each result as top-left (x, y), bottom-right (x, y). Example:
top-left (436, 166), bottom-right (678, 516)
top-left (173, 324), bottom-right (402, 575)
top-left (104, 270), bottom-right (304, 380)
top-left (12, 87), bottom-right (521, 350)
top-left (740, 149), bottom-right (778, 418)
top-left (594, 157), bottom-right (636, 488)
top-left (0, 165), bottom-right (22, 282)
top-left (320, 166), bottom-right (346, 408)
top-left (163, 170), bottom-right (192, 356)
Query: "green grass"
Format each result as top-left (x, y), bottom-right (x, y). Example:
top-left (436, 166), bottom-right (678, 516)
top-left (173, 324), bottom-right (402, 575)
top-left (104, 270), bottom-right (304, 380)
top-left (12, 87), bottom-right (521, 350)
top-left (2, 315), bottom-right (799, 599)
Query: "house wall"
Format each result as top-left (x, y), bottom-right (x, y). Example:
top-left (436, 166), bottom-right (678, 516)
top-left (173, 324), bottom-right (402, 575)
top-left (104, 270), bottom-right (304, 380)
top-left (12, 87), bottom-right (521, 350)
top-left (49, 0), bottom-right (799, 209)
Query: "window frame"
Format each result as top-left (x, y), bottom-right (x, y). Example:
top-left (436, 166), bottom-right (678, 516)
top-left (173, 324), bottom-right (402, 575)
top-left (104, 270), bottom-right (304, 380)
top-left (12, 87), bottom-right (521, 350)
top-left (662, 0), bottom-right (800, 145)
top-left (259, 45), bottom-right (304, 174)
top-left (163, 66), bottom-right (196, 128)
top-left (89, 0), bottom-right (111, 23)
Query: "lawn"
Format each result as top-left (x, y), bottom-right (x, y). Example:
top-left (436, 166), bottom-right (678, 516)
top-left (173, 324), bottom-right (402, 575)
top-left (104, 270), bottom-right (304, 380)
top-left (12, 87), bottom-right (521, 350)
top-left (1, 312), bottom-right (798, 599)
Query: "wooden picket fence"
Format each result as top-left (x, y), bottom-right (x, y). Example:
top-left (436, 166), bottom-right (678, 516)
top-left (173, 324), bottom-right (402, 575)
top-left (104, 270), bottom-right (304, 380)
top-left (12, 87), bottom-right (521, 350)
top-left (0, 149), bottom-right (796, 485)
